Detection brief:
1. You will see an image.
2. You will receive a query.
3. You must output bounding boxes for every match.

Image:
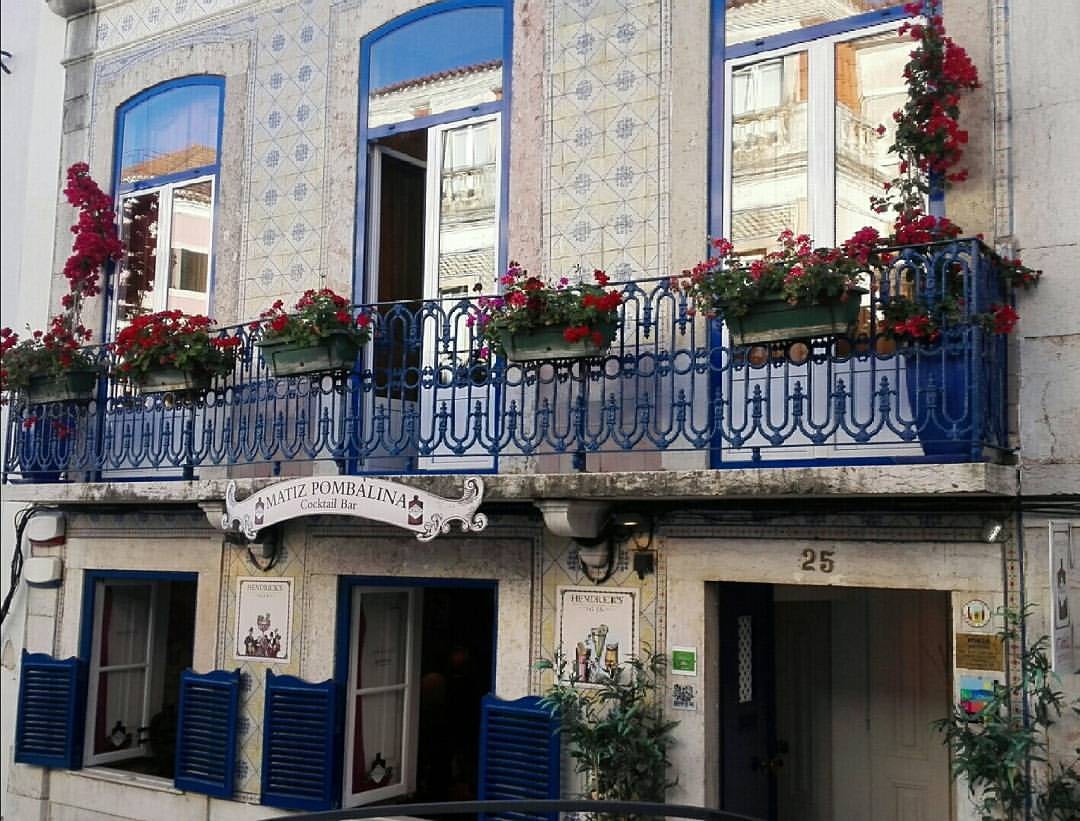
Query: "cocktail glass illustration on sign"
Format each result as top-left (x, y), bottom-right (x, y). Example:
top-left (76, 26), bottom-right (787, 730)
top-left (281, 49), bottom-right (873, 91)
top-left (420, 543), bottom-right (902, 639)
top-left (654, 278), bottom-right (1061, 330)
top-left (586, 624), bottom-right (609, 680)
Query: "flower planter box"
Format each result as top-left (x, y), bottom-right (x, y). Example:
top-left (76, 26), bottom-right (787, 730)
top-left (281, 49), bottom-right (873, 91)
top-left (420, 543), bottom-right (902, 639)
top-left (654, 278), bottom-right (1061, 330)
top-left (24, 368), bottom-right (99, 405)
top-left (258, 331), bottom-right (360, 377)
top-left (499, 322), bottom-right (616, 363)
top-left (724, 289), bottom-right (865, 346)
top-left (135, 368), bottom-right (212, 395)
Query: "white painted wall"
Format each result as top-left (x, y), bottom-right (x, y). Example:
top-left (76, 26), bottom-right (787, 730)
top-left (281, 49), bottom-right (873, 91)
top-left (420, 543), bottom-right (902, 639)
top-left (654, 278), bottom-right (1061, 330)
top-left (0, 2), bottom-right (66, 815)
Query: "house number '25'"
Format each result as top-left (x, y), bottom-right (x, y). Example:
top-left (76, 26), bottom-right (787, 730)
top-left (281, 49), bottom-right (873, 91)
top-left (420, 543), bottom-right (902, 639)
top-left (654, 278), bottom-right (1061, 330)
top-left (800, 549), bottom-right (835, 573)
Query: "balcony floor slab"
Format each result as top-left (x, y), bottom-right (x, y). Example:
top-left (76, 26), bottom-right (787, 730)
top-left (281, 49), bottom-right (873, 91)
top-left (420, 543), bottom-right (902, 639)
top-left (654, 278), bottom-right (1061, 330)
top-left (1, 462), bottom-right (1020, 508)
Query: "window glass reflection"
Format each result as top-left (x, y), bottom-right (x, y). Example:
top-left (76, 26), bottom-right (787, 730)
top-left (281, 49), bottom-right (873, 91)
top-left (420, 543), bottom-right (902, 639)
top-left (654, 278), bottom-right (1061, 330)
top-left (368, 7), bottom-right (504, 128)
top-left (119, 84), bottom-right (220, 185)
top-left (167, 180), bottom-right (213, 315)
top-left (729, 53), bottom-right (809, 253)
top-left (117, 192), bottom-right (160, 323)
top-left (834, 32), bottom-right (910, 242)
top-left (726, 0), bottom-right (905, 46)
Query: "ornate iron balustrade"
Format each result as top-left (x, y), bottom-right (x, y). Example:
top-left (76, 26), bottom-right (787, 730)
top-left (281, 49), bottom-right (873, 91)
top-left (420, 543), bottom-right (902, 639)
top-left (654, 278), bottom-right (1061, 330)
top-left (2, 239), bottom-right (1010, 482)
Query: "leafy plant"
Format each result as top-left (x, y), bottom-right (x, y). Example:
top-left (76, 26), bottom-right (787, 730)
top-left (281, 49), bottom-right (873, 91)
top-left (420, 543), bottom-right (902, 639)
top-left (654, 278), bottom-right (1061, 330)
top-left (474, 263), bottom-right (623, 356)
top-left (0, 317), bottom-right (97, 392)
top-left (679, 230), bottom-right (869, 320)
top-left (934, 608), bottom-right (1080, 820)
top-left (535, 648), bottom-right (677, 819)
top-left (252, 288), bottom-right (372, 348)
top-left (110, 310), bottom-right (240, 383)
top-left (0, 163), bottom-right (121, 398)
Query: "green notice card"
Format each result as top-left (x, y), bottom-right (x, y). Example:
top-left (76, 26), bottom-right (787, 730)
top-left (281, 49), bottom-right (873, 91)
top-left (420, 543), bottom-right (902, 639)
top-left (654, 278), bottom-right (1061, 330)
top-left (671, 646), bottom-right (697, 675)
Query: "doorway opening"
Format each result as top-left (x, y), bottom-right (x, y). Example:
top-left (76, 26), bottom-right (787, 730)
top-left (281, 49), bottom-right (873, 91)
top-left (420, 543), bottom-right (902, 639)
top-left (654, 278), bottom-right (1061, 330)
top-left (343, 581), bottom-right (496, 812)
top-left (363, 116), bottom-right (501, 473)
top-left (717, 583), bottom-right (952, 821)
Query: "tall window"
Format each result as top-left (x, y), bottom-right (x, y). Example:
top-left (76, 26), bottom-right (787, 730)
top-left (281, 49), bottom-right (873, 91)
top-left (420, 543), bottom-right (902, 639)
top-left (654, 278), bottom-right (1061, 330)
top-left (358, 1), bottom-right (509, 472)
top-left (112, 77), bottom-right (223, 329)
top-left (715, 1), bottom-right (914, 251)
top-left (82, 575), bottom-right (197, 775)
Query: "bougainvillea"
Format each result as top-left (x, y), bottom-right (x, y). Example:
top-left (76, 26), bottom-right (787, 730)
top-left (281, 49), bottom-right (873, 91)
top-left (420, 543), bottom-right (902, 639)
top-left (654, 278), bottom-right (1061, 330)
top-left (681, 0), bottom-right (1040, 344)
top-left (1, 163), bottom-right (122, 397)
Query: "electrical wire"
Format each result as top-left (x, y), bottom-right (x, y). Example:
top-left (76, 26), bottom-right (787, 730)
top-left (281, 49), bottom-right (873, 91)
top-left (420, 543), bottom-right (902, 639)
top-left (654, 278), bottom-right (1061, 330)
top-left (1, 507), bottom-right (38, 626)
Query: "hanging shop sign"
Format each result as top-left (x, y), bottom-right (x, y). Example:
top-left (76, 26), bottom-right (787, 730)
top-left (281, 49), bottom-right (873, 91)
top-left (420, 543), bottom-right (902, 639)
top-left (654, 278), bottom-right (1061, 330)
top-left (222, 476), bottom-right (487, 541)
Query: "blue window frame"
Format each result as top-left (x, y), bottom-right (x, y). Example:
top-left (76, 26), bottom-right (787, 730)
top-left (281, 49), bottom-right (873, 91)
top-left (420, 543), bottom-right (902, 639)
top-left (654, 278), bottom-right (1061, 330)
top-left (708, 0), bottom-right (917, 243)
top-left (109, 77), bottom-right (225, 332)
top-left (77, 570), bottom-right (198, 772)
top-left (707, 1), bottom-right (922, 470)
top-left (351, 1), bottom-right (512, 476)
top-left (333, 576), bottom-right (498, 809)
top-left (353, 0), bottom-right (512, 305)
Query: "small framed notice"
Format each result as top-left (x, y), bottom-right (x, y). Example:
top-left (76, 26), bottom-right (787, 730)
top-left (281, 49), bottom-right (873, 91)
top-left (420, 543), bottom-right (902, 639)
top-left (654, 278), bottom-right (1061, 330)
top-left (234, 577), bottom-right (293, 663)
top-left (671, 646), bottom-right (697, 676)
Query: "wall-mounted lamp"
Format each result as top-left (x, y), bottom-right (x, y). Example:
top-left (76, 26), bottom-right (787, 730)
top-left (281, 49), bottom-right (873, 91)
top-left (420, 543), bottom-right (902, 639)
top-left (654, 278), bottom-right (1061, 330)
top-left (574, 536), bottom-right (616, 584)
top-left (613, 511), bottom-right (656, 580)
top-left (981, 520), bottom-right (1005, 544)
top-left (534, 500), bottom-right (658, 584)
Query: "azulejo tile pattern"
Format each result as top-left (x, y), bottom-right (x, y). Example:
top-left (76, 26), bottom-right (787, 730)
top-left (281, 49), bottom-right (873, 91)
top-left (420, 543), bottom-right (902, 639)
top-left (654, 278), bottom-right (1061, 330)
top-left (545, 0), bottom-right (670, 282)
top-left (92, 0), bottom-right (337, 322)
top-left (220, 538), bottom-right (306, 800)
top-left (242, 0), bottom-right (333, 319)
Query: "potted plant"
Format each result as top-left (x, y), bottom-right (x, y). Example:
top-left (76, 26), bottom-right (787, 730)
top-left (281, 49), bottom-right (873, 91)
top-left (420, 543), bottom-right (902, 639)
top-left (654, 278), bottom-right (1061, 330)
top-left (0, 319), bottom-right (99, 405)
top-left (252, 288), bottom-right (372, 377)
top-left (680, 231), bottom-right (869, 345)
top-left (475, 263), bottom-right (623, 362)
top-left (111, 310), bottom-right (240, 395)
top-left (534, 649), bottom-right (677, 819)
top-left (878, 234), bottom-right (1040, 457)
top-left (934, 607), bottom-right (1080, 821)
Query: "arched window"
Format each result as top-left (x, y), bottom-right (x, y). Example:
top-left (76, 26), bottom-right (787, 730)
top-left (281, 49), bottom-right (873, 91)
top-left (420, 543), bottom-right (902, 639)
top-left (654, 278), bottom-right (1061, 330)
top-left (353, 0), bottom-right (510, 475)
top-left (112, 76), bottom-right (224, 329)
top-left (357, 1), bottom-right (509, 308)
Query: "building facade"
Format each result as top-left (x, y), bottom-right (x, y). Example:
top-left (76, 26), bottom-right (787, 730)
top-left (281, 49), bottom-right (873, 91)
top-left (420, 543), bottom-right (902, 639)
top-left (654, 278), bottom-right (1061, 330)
top-left (2, 1), bottom-right (1078, 820)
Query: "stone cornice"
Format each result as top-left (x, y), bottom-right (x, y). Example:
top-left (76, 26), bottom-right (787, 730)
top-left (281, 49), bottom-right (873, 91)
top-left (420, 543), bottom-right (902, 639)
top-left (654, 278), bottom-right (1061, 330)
top-left (1, 462), bottom-right (1020, 507)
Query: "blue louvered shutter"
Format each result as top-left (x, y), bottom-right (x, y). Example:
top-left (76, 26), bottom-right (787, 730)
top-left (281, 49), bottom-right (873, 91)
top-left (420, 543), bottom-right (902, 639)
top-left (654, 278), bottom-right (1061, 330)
top-left (478, 694), bottom-right (561, 821)
top-left (174, 668), bottom-right (240, 797)
top-left (261, 671), bottom-right (337, 811)
top-left (14, 651), bottom-right (85, 768)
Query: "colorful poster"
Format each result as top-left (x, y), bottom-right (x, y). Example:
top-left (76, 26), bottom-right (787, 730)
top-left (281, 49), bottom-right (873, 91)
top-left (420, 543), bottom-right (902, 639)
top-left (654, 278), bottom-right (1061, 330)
top-left (958, 675), bottom-right (998, 715)
top-left (234, 577), bottom-right (293, 663)
top-left (556, 587), bottom-right (638, 684)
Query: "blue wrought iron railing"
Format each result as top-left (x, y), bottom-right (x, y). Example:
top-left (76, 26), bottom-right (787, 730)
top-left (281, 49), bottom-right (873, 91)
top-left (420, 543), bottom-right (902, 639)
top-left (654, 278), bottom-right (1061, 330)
top-left (2, 239), bottom-right (1011, 482)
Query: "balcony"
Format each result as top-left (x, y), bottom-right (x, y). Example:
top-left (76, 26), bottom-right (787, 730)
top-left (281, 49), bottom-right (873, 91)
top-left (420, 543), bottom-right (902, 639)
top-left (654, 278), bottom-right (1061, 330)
top-left (3, 239), bottom-right (1012, 484)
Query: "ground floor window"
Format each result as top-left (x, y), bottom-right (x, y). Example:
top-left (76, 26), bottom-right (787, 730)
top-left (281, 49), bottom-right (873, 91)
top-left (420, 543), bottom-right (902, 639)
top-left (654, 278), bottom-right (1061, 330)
top-left (83, 575), bottom-right (197, 776)
top-left (342, 581), bottom-right (495, 809)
